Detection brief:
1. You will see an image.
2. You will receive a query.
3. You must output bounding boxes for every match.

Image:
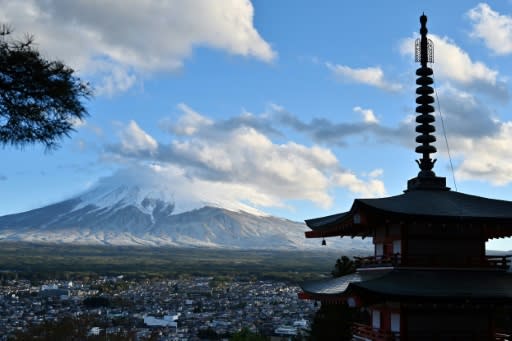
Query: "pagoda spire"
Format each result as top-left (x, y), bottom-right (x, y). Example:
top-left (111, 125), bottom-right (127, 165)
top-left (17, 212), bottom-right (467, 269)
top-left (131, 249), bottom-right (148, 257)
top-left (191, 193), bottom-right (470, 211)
top-left (407, 14), bottom-right (448, 191)
top-left (415, 13), bottom-right (436, 177)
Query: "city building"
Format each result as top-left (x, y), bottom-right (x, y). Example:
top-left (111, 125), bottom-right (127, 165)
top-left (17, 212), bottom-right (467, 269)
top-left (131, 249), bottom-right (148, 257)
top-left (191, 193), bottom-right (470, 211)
top-left (300, 14), bottom-right (512, 340)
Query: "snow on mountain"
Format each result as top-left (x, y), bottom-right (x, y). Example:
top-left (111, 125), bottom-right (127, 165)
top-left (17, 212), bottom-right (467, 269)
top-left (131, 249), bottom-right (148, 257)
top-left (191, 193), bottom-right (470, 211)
top-left (0, 183), bottom-right (371, 251)
top-left (72, 184), bottom-right (176, 219)
top-left (74, 168), bottom-right (270, 217)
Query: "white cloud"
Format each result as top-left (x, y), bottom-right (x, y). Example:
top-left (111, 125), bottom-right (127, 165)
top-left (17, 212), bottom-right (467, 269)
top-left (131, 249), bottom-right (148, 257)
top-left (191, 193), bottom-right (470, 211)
top-left (353, 106), bottom-right (379, 124)
top-left (106, 104), bottom-right (386, 210)
top-left (118, 121), bottom-right (158, 155)
top-left (333, 172), bottom-right (386, 198)
top-left (468, 3), bottom-right (512, 55)
top-left (423, 86), bottom-right (512, 186)
top-left (368, 168), bottom-right (384, 178)
top-left (172, 139), bottom-right (234, 173)
top-left (168, 125), bottom-right (335, 208)
top-left (170, 103), bottom-right (213, 136)
top-left (67, 117), bottom-right (86, 128)
top-left (99, 164), bottom-right (273, 215)
top-left (326, 63), bottom-right (402, 92)
top-left (95, 63), bottom-right (137, 97)
top-left (0, 0), bottom-right (276, 94)
top-left (432, 85), bottom-right (498, 138)
top-left (455, 122), bottom-right (512, 185)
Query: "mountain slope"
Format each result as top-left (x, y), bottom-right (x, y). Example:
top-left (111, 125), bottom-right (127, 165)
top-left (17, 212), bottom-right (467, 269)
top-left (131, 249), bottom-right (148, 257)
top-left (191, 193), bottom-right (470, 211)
top-left (0, 185), bottom-right (370, 251)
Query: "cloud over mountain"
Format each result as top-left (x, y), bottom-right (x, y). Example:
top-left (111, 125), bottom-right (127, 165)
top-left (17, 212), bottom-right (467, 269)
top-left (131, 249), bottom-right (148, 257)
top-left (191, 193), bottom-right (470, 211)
top-left (0, 175), bottom-right (373, 251)
top-left (104, 104), bottom-right (387, 212)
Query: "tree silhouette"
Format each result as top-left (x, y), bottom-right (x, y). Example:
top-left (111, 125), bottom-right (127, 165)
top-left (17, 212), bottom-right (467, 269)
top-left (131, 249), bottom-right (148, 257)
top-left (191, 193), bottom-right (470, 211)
top-left (229, 328), bottom-right (266, 341)
top-left (331, 255), bottom-right (356, 278)
top-left (0, 25), bottom-right (92, 149)
top-left (309, 303), bottom-right (353, 341)
top-left (309, 255), bottom-right (357, 341)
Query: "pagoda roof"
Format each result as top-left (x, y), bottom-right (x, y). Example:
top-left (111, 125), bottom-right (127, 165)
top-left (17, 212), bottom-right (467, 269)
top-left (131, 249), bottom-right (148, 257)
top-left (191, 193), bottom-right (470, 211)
top-left (305, 212), bottom-right (349, 231)
top-left (305, 189), bottom-right (512, 238)
top-left (356, 189), bottom-right (512, 220)
top-left (300, 269), bottom-right (388, 296)
top-left (300, 269), bottom-right (512, 303)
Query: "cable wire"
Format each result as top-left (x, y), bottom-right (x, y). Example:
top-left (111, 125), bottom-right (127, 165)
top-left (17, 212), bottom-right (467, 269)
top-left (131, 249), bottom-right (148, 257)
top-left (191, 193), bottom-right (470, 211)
top-left (432, 74), bottom-right (458, 191)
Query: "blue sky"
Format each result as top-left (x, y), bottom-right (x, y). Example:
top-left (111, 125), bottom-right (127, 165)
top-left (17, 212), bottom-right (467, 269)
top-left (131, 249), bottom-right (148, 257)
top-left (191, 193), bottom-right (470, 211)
top-left (1, 1), bottom-right (512, 250)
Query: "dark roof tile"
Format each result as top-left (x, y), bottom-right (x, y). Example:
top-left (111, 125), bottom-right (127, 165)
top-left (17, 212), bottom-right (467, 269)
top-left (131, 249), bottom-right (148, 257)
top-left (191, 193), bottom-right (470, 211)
top-left (357, 190), bottom-right (512, 219)
top-left (301, 269), bottom-right (512, 301)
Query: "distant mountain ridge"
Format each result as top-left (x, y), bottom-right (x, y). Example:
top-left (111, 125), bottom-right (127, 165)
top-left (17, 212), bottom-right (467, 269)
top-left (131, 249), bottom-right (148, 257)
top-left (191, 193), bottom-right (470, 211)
top-left (0, 184), bottom-right (371, 251)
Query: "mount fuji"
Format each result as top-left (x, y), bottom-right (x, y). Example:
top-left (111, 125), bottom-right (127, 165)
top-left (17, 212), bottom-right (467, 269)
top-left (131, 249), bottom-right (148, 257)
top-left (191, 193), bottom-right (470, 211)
top-left (0, 182), bottom-right (370, 251)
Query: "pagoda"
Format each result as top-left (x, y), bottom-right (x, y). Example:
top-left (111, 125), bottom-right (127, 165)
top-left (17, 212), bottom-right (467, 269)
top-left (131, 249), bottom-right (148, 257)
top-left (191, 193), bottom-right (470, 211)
top-left (300, 14), bottom-right (512, 340)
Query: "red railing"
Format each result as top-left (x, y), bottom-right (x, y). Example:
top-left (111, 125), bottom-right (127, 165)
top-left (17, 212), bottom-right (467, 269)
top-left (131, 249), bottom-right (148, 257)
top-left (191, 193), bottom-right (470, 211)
top-left (405, 331), bottom-right (509, 340)
top-left (485, 255), bottom-right (511, 270)
top-left (495, 332), bottom-right (511, 341)
top-left (354, 254), bottom-right (511, 270)
top-left (352, 323), bottom-right (399, 341)
top-left (354, 254), bottom-right (401, 268)
top-left (353, 323), bottom-right (509, 341)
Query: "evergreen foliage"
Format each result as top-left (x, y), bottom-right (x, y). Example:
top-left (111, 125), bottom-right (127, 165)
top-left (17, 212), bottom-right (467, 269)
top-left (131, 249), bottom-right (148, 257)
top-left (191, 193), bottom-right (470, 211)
top-left (229, 328), bottom-right (266, 341)
top-left (308, 303), bottom-right (354, 341)
top-left (83, 296), bottom-right (110, 308)
top-left (331, 256), bottom-right (356, 278)
top-left (309, 255), bottom-right (357, 340)
top-left (0, 25), bottom-right (92, 149)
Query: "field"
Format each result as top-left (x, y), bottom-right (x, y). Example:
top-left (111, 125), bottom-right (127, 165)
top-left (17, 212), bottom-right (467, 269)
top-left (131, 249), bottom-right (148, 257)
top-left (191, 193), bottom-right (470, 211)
top-left (0, 242), bottom-right (350, 281)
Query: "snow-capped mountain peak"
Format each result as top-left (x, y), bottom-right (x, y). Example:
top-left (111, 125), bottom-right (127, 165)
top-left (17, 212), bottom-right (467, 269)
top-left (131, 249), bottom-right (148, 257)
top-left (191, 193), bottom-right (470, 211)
top-left (0, 181), bottom-right (371, 251)
top-left (73, 184), bottom-right (175, 218)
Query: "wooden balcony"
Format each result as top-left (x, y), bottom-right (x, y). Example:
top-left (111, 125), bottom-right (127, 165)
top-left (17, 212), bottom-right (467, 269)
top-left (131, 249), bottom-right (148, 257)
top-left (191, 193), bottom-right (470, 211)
top-left (354, 254), bottom-right (511, 270)
top-left (354, 254), bottom-right (401, 268)
top-left (352, 323), bottom-right (510, 341)
top-left (485, 255), bottom-right (511, 270)
top-left (352, 322), bottom-right (399, 341)
top-left (495, 332), bottom-right (511, 341)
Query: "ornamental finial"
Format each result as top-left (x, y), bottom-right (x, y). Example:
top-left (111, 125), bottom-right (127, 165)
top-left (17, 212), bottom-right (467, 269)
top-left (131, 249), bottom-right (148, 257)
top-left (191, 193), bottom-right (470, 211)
top-left (406, 14), bottom-right (448, 191)
top-left (414, 14), bottom-right (436, 177)
top-left (415, 14), bottom-right (434, 65)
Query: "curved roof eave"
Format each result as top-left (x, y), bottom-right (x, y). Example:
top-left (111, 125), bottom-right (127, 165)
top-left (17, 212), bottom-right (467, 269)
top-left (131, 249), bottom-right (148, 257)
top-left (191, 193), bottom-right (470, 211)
top-left (354, 189), bottom-right (512, 221)
top-left (350, 269), bottom-right (512, 302)
top-left (300, 269), bottom-right (512, 302)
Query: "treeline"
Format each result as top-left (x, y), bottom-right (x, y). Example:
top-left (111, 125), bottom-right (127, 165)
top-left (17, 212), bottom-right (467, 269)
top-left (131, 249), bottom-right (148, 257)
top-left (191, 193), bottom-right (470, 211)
top-left (0, 242), bottom-right (345, 282)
